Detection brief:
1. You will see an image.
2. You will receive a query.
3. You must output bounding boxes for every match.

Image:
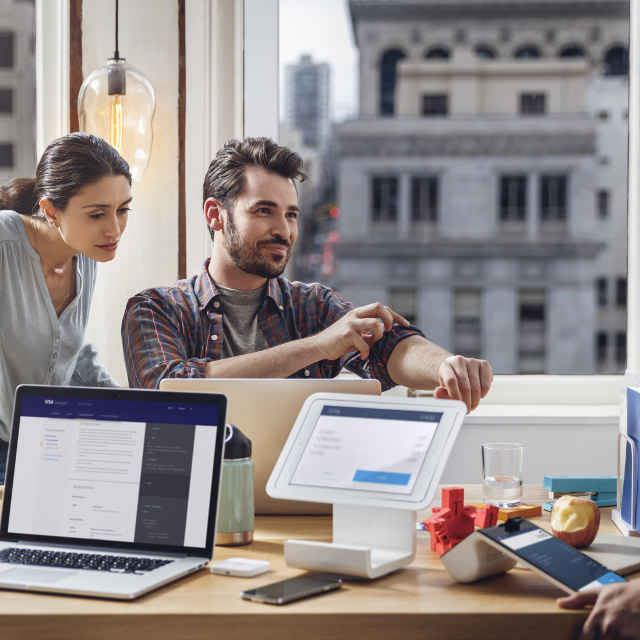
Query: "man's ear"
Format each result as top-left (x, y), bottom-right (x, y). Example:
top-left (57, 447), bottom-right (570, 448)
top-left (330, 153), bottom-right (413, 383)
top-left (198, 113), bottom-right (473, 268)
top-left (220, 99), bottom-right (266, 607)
top-left (204, 198), bottom-right (226, 233)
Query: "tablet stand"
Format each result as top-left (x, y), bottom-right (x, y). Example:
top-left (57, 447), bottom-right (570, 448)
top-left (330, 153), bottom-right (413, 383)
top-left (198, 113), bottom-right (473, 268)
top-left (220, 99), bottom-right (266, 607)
top-left (284, 504), bottom-right (416, 579)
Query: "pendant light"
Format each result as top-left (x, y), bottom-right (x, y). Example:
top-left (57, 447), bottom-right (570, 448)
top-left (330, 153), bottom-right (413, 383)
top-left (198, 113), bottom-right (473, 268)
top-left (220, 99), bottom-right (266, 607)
top-left (77, 0), bottom-right (156, 181)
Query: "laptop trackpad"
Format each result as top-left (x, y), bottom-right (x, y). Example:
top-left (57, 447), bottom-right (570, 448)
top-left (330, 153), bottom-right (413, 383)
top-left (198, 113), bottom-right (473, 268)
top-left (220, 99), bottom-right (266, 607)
top-left (0, 567), bottom-right (77, 584)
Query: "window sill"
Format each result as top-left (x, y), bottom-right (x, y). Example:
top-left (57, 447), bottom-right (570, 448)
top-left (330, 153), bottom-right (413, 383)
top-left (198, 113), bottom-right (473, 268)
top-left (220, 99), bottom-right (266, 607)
top-left (411, 374), bottom-right (627, 406)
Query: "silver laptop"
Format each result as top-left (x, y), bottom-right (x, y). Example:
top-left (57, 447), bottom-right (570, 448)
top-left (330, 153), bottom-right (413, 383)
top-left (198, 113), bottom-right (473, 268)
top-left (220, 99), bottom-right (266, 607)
top-left (159, 378), bottom-right (381, 514)
top-left (0, 384), bottom-right (226, 600)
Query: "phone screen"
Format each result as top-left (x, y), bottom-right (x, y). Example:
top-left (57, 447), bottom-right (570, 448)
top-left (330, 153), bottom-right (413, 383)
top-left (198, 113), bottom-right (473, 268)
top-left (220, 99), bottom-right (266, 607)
top-left (242, 573), bottom-right (342, 604)
top-left (478, 519), bottom-right (625, 592)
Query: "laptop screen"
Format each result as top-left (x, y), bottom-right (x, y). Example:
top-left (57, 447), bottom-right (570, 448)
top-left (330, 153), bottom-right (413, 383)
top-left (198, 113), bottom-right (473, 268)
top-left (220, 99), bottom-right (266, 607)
top-left (2, 386), bottom-right (226, 556)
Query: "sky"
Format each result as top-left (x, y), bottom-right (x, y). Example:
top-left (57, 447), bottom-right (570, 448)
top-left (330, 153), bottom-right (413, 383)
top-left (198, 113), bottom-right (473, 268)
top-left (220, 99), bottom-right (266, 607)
top-left (279, 0), bottom-right (358, 121)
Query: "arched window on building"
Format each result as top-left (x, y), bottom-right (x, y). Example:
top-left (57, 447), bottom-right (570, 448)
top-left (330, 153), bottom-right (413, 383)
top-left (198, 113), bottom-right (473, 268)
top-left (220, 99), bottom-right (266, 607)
top-left (474, 44), bottom-right (497, 59)
top-left (604, 45), bottom-right (629, 76)
top-left (514, 44), bottom-right (541, 59)
top-left (424, 46), bottom-right (450, 60)
top-left (379, 48), bottom-right (407, 116)
top-left (559, 44), bottom-right (586, 58)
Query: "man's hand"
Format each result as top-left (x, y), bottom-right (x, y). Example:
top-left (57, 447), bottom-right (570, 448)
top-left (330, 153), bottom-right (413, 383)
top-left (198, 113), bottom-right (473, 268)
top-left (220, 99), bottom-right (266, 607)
top-left (557, 581), bottom-right (640, 640)
top-left (434, 355), bottom-right (493, 412)
top-left (311, 302), bottom-right (410, 361)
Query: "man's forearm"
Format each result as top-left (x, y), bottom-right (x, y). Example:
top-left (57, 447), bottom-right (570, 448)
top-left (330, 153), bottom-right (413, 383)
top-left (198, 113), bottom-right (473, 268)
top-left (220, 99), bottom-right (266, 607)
top-left (204, 336), bottom-right (323, 379)
top-left (386, 335), bottom-right (451, 389)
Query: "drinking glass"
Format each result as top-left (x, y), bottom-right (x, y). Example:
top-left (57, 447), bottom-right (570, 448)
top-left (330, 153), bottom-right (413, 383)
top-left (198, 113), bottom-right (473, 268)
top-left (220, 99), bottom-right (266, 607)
top-left (481, 442), bottom-right (524, 508)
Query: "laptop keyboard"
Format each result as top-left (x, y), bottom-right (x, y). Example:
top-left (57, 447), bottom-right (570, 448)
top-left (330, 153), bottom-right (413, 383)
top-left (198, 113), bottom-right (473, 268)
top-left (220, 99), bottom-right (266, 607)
top-left (0, 548), bottom-right (173, 574)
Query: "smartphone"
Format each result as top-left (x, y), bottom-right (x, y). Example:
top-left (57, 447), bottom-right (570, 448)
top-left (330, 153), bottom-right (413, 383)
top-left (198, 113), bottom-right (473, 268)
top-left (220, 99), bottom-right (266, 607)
top-left (241, 573), bottom-right (342, 605)
top-left (477, 517), bottom-right (626, 594)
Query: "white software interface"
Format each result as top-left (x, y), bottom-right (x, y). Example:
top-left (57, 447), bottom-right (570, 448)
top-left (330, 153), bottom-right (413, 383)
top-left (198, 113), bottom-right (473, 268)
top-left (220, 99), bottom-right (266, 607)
top-left (8, 395), bottom-right (219, 549)
top-left (291, 405), bottom-right (442, 495)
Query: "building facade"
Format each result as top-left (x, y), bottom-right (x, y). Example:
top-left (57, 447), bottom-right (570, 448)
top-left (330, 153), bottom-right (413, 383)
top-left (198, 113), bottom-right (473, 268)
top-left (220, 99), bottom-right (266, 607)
top-left (0, 0), bottom-right (35, 183)
top-left (332, 0), bottom-right (628, 374)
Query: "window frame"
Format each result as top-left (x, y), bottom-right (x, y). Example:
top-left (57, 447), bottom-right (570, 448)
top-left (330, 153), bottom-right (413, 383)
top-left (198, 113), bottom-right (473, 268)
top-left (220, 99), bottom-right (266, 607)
top-left (35, 0), bottom-right (70, 154)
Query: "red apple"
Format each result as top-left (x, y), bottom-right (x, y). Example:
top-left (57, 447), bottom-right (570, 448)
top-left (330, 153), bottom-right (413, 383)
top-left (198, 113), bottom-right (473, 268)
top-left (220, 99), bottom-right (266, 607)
top-left (550, 495), bottom-right (600, 548)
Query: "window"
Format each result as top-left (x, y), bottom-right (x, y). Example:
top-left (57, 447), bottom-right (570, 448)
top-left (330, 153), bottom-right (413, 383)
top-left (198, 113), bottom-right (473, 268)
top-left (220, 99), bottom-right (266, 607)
top-left (559, 45), bottom-right (585, 58)
top-left (520, 93), bottom-right (546, 115)
top-left (597, 189), bottom-right (610, 218)
top-left (596, 277), bottom-right (608, 307)
top-left (604, 45), bottom-right (629, 76)
top-left (389, 288), bottom-right (417, 325)
top-left (424, 46), bottom-right (450, 60)
top-left (421, 94), bottom-right (448, 116)
top-left (0, 32), bottom-right (14, 68)
top-left (500, 175), bottom-right (527, 222)
top-left (596, 332), bottom-right (608, 364)
top-left (0, 143), bottom-right (14, 168)
top-left (514, 45), bottom-right (541, 59)
top-left (617, 277), bottom-right (627, 308)
top-left (518, 289), bottom-right (546, 374)
top-left (454, 289), bottom-right (482, 358)
top-left (275, 1), bottom-right (630, 382)
top-left (371, 176), bottom-right (398, 222)
top-left (379, 49), bottom-right (407, 116)
top-left (475, 44), bottom-right (496, 59)
top-left (616, 332), bottom-right (627, 366)
top-left (0, 88), bottom-right (12, 114)
top-left (411, 176), bottom-right (438, 222)
top-left (540, 175), bottom-right (567, 221)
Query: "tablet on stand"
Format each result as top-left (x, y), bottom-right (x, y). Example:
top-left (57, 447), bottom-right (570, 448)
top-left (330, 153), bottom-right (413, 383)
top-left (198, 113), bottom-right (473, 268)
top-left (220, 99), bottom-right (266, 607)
top-left (266, 393), bottom-right (467, 579)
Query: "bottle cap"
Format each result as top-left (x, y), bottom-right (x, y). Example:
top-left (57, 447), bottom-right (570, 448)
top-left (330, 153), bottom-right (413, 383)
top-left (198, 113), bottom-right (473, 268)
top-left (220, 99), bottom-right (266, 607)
top-left (224, 424), bottom-right (252, 459)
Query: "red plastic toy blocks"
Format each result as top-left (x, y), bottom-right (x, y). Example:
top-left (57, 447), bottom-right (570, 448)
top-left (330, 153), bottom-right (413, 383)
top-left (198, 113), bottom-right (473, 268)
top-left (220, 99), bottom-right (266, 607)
top-left (423, 487), bottom-right (499, 556)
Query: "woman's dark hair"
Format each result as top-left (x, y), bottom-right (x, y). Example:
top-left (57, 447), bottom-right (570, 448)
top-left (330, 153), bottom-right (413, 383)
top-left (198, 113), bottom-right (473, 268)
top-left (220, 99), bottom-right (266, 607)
top-left (202, 137), bottom-right (306, 241)
top-left (0, 132), bottom-right (131, 216)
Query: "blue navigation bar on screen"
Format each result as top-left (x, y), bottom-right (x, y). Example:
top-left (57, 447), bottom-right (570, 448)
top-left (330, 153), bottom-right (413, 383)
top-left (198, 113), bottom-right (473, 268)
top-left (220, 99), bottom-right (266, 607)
top-left (321, 405), bottom-right (443, 423)
top-left (353, 469), bottom-right (411, 486)
top-left (19, 395), bottom-right (220, 427)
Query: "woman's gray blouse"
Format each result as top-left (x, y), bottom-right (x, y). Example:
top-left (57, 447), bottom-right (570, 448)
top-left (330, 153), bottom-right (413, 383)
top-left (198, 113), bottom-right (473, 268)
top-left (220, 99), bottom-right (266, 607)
top-left (0, 211), bottom-right (116, 441)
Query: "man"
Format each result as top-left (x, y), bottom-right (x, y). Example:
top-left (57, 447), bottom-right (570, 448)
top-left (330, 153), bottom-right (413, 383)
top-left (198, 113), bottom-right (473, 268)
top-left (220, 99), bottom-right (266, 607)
top-left (558, 582), bottom-right (640, 639)
top-left (122, 137), bottom-right (493, 410)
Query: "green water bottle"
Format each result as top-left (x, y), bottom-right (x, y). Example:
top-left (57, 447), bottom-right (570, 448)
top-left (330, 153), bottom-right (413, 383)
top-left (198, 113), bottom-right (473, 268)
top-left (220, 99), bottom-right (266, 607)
top-left (216, 424), bottom-right (254, 546)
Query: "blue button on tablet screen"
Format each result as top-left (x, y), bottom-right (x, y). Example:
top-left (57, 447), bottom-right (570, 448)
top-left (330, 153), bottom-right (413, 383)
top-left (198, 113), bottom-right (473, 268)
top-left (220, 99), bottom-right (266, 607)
top-left (597, 571), bottom-right (626, 585)
top-left (353, 470), bottom-right (411, 485)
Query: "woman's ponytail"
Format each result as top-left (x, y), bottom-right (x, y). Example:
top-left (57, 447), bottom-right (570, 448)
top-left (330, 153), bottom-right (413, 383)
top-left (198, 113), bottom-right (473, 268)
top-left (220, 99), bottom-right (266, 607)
top-left (0, 177), bottom-right (37, 215)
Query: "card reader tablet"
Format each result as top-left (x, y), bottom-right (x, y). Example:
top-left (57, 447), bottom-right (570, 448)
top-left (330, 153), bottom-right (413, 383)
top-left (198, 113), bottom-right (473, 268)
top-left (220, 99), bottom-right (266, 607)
top-left (267, 393), bottom-right (467, 510)
top-left (267, 393), bottom-right (467, 578)
top-left (475, 517), bottom-right (625, 594)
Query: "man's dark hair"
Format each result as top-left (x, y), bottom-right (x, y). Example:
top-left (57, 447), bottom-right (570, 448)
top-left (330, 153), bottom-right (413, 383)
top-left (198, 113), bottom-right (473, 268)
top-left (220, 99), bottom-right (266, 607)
top-left (202, 137), bottom-right (306, 241)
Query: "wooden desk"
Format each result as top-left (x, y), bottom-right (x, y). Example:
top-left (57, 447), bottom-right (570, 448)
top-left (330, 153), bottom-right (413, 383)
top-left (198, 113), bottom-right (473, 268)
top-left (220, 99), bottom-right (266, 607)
top-left (0, 485), bottom-right (631, 640)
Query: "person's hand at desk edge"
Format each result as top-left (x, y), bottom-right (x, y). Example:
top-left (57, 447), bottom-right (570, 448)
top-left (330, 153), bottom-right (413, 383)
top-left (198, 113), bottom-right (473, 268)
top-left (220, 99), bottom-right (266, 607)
top-left (558, 580), bottom-right (640, 639)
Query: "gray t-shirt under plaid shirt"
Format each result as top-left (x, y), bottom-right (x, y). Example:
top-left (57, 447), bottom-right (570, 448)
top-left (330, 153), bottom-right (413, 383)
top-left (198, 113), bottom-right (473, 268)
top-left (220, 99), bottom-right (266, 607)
top-left (216, 283), bottom-right (270, 358)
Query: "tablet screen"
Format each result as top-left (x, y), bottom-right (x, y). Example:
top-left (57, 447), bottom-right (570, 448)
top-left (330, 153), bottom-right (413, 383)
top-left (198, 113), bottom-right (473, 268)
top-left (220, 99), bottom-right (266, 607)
top-left (290, 405), bottom-right (443, 495)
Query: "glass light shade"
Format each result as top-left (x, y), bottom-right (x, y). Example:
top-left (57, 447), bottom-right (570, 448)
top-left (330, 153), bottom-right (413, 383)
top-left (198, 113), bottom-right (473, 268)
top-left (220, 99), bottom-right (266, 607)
top-left (78, 58), bottom-right (156, 182)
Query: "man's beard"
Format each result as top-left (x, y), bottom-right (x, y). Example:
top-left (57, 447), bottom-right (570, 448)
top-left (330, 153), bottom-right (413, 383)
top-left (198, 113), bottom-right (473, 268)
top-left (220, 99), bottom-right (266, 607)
top-left (223, 212), bottom-right (291, 279)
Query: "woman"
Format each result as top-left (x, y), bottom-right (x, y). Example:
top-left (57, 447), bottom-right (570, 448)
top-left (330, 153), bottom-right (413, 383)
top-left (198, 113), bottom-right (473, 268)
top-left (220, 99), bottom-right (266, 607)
top-left (0, 132), bottom-right (132, 482)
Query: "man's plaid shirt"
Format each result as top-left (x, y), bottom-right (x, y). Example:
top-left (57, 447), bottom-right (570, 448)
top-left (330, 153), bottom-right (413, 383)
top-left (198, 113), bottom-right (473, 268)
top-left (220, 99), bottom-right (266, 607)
top-left (122, 260), bottom-right (424, 390)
